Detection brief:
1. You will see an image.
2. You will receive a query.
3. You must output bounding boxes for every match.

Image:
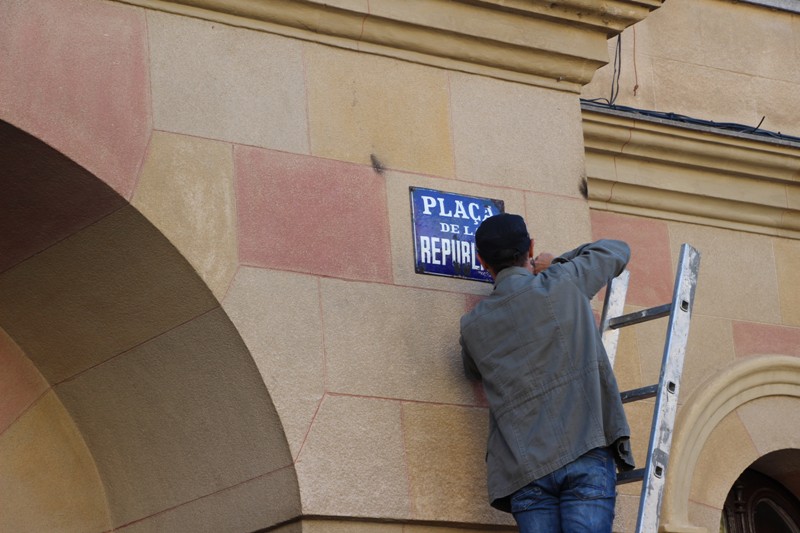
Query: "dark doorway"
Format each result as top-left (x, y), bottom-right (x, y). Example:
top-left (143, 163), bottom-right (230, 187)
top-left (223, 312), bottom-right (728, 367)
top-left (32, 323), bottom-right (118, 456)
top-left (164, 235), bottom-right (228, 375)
top-left (722, 469), bottom-right (800, 533)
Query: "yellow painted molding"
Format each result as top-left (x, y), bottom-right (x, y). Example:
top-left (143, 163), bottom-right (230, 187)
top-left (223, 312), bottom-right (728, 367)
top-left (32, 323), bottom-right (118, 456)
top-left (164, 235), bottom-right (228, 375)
top-left (661, 355), bottom-right (800, 532)
top-left (583, 107), bottom-right (800, 238)
top-left (114, 0), bottom-right (664, 92)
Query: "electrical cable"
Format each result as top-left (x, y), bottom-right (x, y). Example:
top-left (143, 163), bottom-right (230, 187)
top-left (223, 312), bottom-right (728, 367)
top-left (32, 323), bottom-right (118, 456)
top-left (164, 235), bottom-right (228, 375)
top-left (581, 100), bottom-right (800, 145)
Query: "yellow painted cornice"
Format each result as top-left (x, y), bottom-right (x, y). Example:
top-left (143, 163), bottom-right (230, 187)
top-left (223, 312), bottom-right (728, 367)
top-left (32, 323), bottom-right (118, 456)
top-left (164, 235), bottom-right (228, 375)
top-left (115, 0), bottom-right (663, 92)
top-left (582, 106), bottom-right (800, 239)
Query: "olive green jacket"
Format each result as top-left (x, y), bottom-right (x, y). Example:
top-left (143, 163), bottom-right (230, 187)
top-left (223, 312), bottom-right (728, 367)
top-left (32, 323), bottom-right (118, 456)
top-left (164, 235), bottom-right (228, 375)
top-left (460, 239), bottom-right (634, 512)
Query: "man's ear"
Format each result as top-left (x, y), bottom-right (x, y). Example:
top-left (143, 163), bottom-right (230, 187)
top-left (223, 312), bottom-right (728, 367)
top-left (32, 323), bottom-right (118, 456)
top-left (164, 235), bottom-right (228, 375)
top-left (528, 239), bottom-right (535, 258)
top-left (477, 254), bottom-right (496, 278)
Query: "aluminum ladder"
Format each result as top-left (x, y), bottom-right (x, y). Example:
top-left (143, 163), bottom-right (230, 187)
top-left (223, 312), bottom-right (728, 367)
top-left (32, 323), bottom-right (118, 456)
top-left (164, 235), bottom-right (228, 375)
top-left (599, 243), bottom-right (701, 533)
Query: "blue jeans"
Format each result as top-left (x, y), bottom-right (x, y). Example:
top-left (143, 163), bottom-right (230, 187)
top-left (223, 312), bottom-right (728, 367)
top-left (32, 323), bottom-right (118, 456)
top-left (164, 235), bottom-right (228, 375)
top-left (510, 447), bottom-right (617, 533)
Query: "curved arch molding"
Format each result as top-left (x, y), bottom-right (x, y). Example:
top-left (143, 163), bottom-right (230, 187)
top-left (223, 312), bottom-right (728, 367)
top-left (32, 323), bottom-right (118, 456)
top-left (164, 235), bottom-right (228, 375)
top-left (661, 355), bottom-right (800, 533)
top-left (0, 119), bottom-right (300, 531)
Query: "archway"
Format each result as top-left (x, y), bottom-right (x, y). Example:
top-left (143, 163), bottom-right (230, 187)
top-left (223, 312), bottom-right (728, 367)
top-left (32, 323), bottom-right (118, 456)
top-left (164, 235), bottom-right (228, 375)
top-left (0, 119), bottom-right (300, 531)
top-left (661, 355), bottom-right (800, 533)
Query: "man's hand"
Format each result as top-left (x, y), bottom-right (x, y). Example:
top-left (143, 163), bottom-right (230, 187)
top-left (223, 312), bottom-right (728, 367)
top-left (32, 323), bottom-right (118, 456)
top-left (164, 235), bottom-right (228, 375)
top-left (532, 253), bottom-right (555, 274)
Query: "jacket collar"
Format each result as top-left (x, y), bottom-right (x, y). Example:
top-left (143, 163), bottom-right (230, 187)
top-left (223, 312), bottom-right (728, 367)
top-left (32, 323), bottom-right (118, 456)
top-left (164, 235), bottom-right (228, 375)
top-left (493, 266), bottom-right (532, 288)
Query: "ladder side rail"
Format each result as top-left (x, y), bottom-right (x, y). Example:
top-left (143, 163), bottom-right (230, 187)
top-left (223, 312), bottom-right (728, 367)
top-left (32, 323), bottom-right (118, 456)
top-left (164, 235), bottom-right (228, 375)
top-left (600, 269), bottom-right (630, 369)
top-left (635, 244), bottom-right (701, 533)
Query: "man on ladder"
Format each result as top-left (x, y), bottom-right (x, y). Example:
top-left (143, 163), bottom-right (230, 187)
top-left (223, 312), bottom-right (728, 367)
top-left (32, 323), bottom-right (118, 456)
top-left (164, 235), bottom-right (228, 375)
top-left (460, 213), bottom-right (636, 533)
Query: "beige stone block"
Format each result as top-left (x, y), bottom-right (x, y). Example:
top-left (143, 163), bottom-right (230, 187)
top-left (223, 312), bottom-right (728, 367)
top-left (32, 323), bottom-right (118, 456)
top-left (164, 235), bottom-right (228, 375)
top-left (0, 392), bottom-right (111, 533)
top-left (0, 205), bottom-right (218, 384)
top-left (119, 466), bottom-right (299, 533)
top-left (222, 267), bottom-right (325, 459)
top-left (405, 526), bottom-right (515, 533)
top-left (628, 0), bottom-right (704, 66)
top-left (524, 192), bottom-right (592, 257)
top-left (737, 396), bottom-right (800, 454)
top-left (632, 315), bottom-right (669, 387)
top-left (147, 11), bottom-right (308, 153)
top-left (618, 400), bottom-right (655, 496)
top-left (752, 77), bottom-right (800, 139)
top-left (672, 315), bottom-right (735, 405)
top-left (774, 238), bottom-right (800, 326)
top-left (132, 131), bottom-right (237, 300)
top-left (581, 32), bottom-right (657, 110)
top-left (321, 278), bottom-right (473, 404)
top-left (302, 520), bottom-right (403, 533)
top-left (652, 59), bottom-right (758, 128)
top-left (385, 169), bottom-right (525, 294)
top-left (667, 222), bottom-right (781, 324)
top-left (612, 323), bottom-right (644, 394)
top-left (613, 493), bottom-right (640, 533)
top-left (305, 44), bottom-right (453, 177)
top-left (698, 0), bottom-right (797, 83)
top-left (689, 411), bottom-right (758, 508)
top-left (55, 308), bottom-right (295, 528)
top-left (295, 395), bottom-right (409, 519)
top-left (402, 403), bottom-right (511, 525)
top-left (687, 501), bottom-right (724, 533)
top-left (450, 72), bottom-right (586, 197)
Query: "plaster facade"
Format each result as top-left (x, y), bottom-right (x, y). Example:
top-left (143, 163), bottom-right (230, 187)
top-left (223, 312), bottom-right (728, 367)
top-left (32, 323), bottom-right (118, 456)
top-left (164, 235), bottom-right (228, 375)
top-left (1, 0), bottom-right (799, 532)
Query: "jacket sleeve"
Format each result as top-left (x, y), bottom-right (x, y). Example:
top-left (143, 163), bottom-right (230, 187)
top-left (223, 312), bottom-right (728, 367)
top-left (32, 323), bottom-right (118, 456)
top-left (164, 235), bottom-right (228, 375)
top-left (551, 239), bottom-right (630, 298)
top-left (460, 335), bottom-right (482, 381)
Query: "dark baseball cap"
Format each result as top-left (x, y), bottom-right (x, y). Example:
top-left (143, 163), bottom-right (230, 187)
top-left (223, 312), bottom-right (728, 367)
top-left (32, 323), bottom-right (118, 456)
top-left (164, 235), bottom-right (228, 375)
top-left (475, 213), bottom-right (531, 263)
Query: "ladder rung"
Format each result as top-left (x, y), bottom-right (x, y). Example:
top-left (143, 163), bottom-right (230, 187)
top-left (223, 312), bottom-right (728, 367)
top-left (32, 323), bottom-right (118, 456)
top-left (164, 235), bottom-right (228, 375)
top-left (617, 468), bottom-right (645, 485)
top-left (621, 384), bottom-right (658, 403)
top-left (608, 303), bottom-right (672, 329)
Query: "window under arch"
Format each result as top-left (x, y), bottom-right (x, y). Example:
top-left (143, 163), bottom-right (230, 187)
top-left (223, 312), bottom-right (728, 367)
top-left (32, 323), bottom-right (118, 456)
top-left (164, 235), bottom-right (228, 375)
top-left (722, 461), bottom-right (800, 533)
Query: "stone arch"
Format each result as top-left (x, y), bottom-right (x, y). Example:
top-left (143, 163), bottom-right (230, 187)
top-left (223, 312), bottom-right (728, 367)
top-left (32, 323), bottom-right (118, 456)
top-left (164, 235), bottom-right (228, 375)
top-left (0, 119), bottom-right (300, 531)
top-left (661, 355), bottom-right (800, 533)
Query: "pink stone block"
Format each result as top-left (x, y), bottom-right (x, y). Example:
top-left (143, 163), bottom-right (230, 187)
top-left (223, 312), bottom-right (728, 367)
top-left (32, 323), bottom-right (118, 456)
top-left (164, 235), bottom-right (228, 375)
top-left (733, 321), bottom-right (800, 358)
top-left (0, 0), bottom-right (151, 198)
top-left (236, 147), bottom-right (392, 282)
top-left (591, 211), bottom-right (673, 307)
top-left (0, 328), bottom-right (48, 436)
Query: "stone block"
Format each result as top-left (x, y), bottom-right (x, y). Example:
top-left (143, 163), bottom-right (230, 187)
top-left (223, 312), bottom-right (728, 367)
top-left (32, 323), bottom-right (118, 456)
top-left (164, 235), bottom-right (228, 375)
top-left (752, 77), bottom-right (800, 139)
top-left (668, 222), bottom-right (781, 323)
top-left (525, 193), bottom-right (592, 257)
top-left (737, 396), bottom-right (800, 454)
top-left (147, 11), bottom-right (308, 154)
top-left (295, 395), bottom-right (409, 519)
top-left (0, 0), bottom-right (150, 197)
top-left (222, 267), bottom-right (325, 459)
top-left (651, 59), bottom-right (758, 128)
top-left (402, 402), bottom-right (511, 525)
top-left (321, 278), bottom-right (473, 405)
top-left (698, 0), bottom-right (797, 83)
top-left (673, 315), bottom-right (735, 404)
top-left (688, 411), bottom-right (758, 508)
top-left (119, 466), bottom-right (299, 533)
top-left (591, 211), bottom-right (674, 308)
top-left (55, 308), bottom-right (294, 528)
top-left (0, 206), bottom-right (218, 384)
top-left (733, 321), bottom-right (800, 357)
top-left (235, 146), bottom-right (392, 283)
top-left (305, 44), bottom-right (454, 177)
top-left (774, 238), bottom-right (800, 326)
top-left (132, 131), bottom-right (237, 300)
top-left (628, 0), bottom-right (704, 66)
top-left (0, 327), bottom-right (47, 435)
top-left (0, 392), bottom-right (110, 533)
top-left (449, 72), bottom-right (585, 197)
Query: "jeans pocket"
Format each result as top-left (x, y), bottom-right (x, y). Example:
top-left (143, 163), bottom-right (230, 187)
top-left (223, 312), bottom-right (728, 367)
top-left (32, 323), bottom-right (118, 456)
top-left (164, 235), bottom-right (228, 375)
top-left (510, 481), bottom-right (546, 513)
top-left (570, 448), bottom-right (616, 500)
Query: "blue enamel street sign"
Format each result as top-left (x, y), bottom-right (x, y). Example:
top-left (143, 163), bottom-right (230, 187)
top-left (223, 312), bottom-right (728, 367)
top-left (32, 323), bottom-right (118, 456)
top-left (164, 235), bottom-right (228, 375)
top-left (410, 187), bottom-right (504, 283)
